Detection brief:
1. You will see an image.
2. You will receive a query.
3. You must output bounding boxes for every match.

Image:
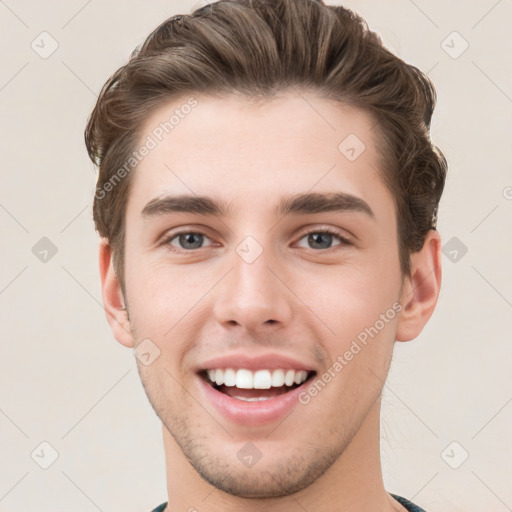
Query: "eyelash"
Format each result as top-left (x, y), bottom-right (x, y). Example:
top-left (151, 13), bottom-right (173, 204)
top-left (161, 227), bottom-right (352, 252)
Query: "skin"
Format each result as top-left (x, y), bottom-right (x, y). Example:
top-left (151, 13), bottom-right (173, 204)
top-left (99, 92), bottom-right (442, 512)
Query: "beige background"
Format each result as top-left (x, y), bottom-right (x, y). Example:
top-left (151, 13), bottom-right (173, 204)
top-left (1, 0), bottom-right (511, 511)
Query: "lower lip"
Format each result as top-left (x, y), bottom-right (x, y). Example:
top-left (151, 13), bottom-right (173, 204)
top-left (198, 375), bottom-right (310, 426)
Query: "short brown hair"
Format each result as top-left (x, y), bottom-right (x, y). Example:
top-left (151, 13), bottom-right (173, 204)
top-left (85, 0), bottom-right (447, 297)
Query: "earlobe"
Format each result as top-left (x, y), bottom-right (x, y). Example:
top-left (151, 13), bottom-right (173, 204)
top-left (98, 238), bottom-right (134, 348)
top-left (395, 230), bottom-right (442, 342)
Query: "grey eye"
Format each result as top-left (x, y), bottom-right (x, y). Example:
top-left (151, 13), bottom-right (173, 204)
top-left (168, 232), bottom-right (211, 250)
top-left (296, 232), bottom-right (344, 250)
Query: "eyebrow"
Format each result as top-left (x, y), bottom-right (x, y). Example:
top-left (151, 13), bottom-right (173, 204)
top-left (141, 192), bottom-right (375, 219)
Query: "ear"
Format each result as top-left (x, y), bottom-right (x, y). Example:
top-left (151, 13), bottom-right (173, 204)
top-left (98, 238), bottom-right (134, 348)
top-left (395, 230), bottom-right (442, 342)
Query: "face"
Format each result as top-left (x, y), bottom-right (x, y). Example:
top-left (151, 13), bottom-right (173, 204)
top-left (120, 92), bottom-right (405, 497)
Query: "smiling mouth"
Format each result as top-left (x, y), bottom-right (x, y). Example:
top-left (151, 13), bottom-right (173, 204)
top-left (199, 368), bottom-right (317, 401)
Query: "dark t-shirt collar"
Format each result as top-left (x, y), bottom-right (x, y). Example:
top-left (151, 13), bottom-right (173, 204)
top-left (150, 494), bottom-right (426, 512)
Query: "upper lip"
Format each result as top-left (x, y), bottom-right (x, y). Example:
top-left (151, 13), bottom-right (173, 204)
top-left (196, 352), bottom-right (318, 373)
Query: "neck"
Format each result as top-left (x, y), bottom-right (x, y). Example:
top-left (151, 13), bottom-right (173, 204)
top-left (162, 398), bottom-right (404, 512)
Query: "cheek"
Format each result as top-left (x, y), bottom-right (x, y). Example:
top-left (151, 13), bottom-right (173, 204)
top-left (299, 265), bottom-right (401, 396)
top-left (126, 253), bottom-right (209, 324)
top-left (300, 268), bottom-right (400, 409)
top-left (301, 263), bottom-right (401, 339)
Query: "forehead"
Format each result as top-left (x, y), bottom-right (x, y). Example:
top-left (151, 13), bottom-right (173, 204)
top-left (126, 92), bottom-right (391, 219)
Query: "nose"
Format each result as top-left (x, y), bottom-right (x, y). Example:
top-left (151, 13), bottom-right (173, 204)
top-left (212, 243), bottom-right (294, 334)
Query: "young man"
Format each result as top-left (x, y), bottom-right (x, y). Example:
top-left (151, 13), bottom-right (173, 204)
top-left (85, 1), bottom-right (446, 510)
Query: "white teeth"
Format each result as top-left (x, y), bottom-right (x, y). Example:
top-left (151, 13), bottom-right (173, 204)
top-left (205, 368), bottom-right (310, 388)
top-left (224, 368), bottom-right (236, 386)
top-left (284, 369), bottom-right (295, 386)
top-left (271, 369), bottom-right (285, 387)
top-left (253, 370), bottom-right (272, 389)
top-left (235, 369), bottom-right (253, 389)
top-left (294, 370), bottom-right (308, 384)
top-left (232, 396), bottom-right (274, 402)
